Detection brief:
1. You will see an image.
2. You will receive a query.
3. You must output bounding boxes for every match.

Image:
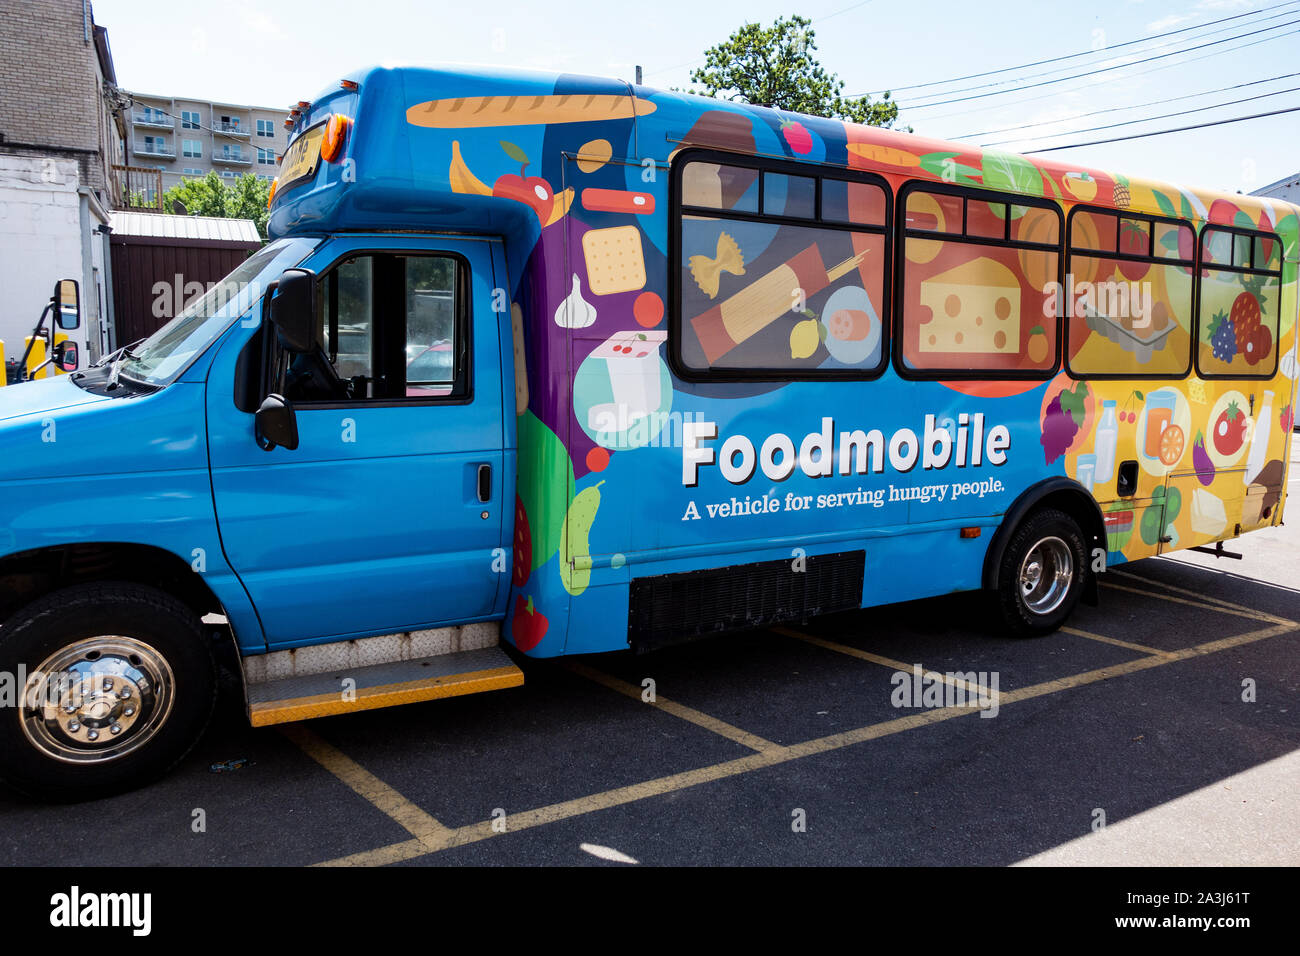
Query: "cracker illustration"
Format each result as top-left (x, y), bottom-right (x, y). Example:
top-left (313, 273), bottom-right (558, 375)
top-left (582, 226), bottom-right (646, 295)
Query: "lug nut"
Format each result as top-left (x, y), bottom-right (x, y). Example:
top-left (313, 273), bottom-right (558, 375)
top-left (123, 707), bottom-right (135, 717)
top-left (110, 724), bottom-right (122, 735)
top-left (102, 678), bottom-right (113, 691)
top-left (68, 721), bottom-right (81, 732)
top-left (86, 730), bottom-right (99, 741)
top-left (118, 688), bottom-right (131, 699)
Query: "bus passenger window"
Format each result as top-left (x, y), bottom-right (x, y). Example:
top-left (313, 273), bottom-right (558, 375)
top-left (676, 157), bottom-right (890, 378)
top-left (1196, 225), bottom-right (1282, 378)
top-left (897, 186), bottom-right (1060, 377)
top-left (1066, 210), bottom-right (1194, 378)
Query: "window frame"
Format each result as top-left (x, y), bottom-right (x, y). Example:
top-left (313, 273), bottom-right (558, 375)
top-left (669, 147), bottom-right (894, 383)
top-left (1193, 222), bottom-right (1284, 381)
top-left (892, 180), bottom-right (1064, 382)
top-left (266, 247), bottom-right (475, 409)
top-left (1064, 203), bottom-right (1196, 382)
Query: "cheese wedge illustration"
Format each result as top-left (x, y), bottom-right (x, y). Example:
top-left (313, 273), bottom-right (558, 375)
top-left (918, 258), bottom-right (1020, 354)
top-left (1190, 488), bottom-right (1226, 537)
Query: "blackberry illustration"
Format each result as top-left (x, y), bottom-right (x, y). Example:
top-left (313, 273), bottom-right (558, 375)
top-left (1208, 310), bottom-right (1236, 362)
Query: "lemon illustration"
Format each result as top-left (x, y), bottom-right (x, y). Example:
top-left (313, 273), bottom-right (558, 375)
top-left (790, 318), bottom-right (821, 359)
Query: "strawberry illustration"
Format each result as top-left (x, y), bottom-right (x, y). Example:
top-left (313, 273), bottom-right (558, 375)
top-left (1229, 288), bottom-right (1262, 357)
top-left (1281, 403), bottom-right (1294, 433)
top-left (513, 495), bottom-right (531, 587)
top-left (781, 119), bottom-right (813, 155)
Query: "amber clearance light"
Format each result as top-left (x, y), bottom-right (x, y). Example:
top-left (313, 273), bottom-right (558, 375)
top-left (267, 177), bottom-right (278, 209)
top-left (321, 114), bottom-right (352, 163)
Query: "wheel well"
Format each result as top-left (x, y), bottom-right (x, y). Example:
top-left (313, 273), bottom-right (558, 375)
top-left (984, 480), bottom-right (1106, 592)
top-left (0, 543), bottom-right (225, 625)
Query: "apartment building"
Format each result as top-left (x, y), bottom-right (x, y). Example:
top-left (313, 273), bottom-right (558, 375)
top-left (126, 92), bottom-right (288, 200)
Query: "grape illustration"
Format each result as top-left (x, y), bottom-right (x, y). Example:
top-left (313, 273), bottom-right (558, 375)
top-left (1208, 310), bottom-right (1236, 362)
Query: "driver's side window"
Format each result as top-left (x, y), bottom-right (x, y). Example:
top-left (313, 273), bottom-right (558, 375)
top-left (277, 251), bottom-right (467, 405)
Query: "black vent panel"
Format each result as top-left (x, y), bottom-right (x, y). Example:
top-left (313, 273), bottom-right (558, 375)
top-left (628, 550), bottom-right (865, 652)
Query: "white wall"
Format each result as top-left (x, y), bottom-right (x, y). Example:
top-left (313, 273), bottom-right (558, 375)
top-left (0, 154), bottom-right (100, 375)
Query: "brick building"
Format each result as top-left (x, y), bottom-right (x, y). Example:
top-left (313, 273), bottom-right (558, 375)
top-left (0, 0), bottom-right (126, 364)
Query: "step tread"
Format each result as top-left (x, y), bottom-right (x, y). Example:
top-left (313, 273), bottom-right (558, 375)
top-left (247, 645), bottom-right (522, 726)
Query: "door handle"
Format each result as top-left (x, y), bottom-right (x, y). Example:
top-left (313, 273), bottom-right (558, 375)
top-left (477, 463), bottom-right (492, 503)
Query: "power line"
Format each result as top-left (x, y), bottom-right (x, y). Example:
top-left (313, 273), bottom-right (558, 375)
top-left (1022, 104), bottom-right (1300, 153)
top-left (922, 26), bottom-right (1298, 125)
top-left (900, 7), bottom-right (1299, 106)
top-left (953, 71), bottom-right (1300, 139)
top-left (899, 16), bottom-right (1300, 108)
top-left (981, 84), bottom-right (1300, 148)
top-left (861, 0), bottom-right (1299, 95)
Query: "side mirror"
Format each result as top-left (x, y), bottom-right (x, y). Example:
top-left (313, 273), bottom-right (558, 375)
top-left (270, 268), bottom-right (317, 353)
top-left (52, 340), bottom-right (79, 372)
top-left (54, 279), bottom-right (81, 331)
top-left (255, 393), bottom-right (299, 451)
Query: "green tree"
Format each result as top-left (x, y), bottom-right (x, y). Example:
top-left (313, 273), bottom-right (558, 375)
top-left (161, 171), bottom-right (271, 238)
top-left (687, 14), bottom-right (905, 129)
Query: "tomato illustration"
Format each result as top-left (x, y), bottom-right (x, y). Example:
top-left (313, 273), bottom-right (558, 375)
top-left (1213, 400), bottom-right (1247, 456)
top-left (1117, 220), bottom-right (1150, 281)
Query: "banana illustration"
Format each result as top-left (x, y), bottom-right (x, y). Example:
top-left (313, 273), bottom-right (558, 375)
top-left (449, 140), bottom-right (492, 196)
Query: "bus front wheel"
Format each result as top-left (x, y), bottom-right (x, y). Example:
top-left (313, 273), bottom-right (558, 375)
top-left (993, 508), bottom-right (1087, 638)
top-left (0, 582), bottom-right (216, 801)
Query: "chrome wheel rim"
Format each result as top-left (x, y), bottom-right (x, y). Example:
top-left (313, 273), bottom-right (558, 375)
top-left (20, 636), bottom-right (175, 764)
top-left (1019, 536), bottom-right (1074, 616)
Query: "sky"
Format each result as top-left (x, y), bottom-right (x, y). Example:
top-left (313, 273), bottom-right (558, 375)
top-left (94, 0), bottom-right (1300, 195)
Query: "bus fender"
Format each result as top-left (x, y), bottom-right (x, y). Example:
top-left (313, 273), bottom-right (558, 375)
top-left (982, 477), bottom-right (1106, 607)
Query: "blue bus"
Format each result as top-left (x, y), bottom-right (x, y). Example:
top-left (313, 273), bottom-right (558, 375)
top-left (0, 65), bottom-right (1294, 798)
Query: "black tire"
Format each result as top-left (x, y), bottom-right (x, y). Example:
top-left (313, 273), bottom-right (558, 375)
top-left (0, 582), bottom-right (216, 801)
top-left (993, 508), bottom-right (1087, 638)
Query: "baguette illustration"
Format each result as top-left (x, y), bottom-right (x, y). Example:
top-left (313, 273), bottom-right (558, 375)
top-left (408, 94), bottom-right (657, 128)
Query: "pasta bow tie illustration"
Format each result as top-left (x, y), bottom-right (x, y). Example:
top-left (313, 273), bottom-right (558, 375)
top-left (689, 232), bottom-right (746, 298)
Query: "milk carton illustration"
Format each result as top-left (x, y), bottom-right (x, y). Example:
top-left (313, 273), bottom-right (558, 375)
top-left (587, 330), bottom-right (667, 434)
top-left (1243, 390), bottom-right (1273, 485)
top-left (1094, 400), bottom-right (1118, 485)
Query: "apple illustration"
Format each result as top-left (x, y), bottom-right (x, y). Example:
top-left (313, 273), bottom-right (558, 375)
top-left (493, 140), bottom-right (556, 220)
top-left (512, 594), bottom-right (548, 652)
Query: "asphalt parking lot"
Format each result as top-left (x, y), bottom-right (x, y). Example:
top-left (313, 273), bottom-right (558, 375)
top-left (3, 446), bottom-right (1297, 867)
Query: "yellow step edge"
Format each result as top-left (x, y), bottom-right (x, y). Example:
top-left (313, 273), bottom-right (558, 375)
top-left (249, 665), bottom-right (523, 727)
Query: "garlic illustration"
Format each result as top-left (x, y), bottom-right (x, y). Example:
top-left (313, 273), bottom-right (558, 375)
top-left (554, 274), bottom-right (597, 329)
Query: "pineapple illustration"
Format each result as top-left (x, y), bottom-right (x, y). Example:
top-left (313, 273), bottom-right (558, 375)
top-left (1113, 174), bottom-right (1132, 209)
top-left (1187, 376), bottom-right (1207, 406)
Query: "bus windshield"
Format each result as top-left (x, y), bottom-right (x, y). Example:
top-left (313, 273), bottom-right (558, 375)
top-left (115, 235), bottom-right (321, 387)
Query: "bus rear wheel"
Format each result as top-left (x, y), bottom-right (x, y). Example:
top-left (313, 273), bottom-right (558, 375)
top-left (0, 583), bottom-right (216, 801)
top-left (994, 508), bottom-right (1087, 638)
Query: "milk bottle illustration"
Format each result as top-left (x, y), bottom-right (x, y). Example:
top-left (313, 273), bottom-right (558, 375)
top-left (1244, 390), bottom-right (1273, 485)
top-left (1093, 399), bottom-right (1118, 486)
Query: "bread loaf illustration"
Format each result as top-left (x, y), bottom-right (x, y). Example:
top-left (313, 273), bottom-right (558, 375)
top-left (408, 94), bottom-right (657, 128)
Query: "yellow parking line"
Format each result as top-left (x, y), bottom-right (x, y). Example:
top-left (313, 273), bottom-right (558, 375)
top-left (1062, 626), bottom-right (1173, 658)
top-left (563, 660), bottom-right (778, 753)
top-left (1102, 580), bottom-right (1287, 625)
top-left (1110, 567), bottom-right (1294, 625)
top-left (314, 618), bottom-right (1297, 867)
top-left (280, 724), bottom-right (451, 848)
top-left (771, 626), bottom-right (987, 697)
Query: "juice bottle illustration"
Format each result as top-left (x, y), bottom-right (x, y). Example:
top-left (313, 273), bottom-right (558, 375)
top-left (1143, 390), bottom-right (1175, 458)
top-left (1244, 390), bottom-right (1273, 484)
top-left (1093, 400), bottom-right (1118, 485)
